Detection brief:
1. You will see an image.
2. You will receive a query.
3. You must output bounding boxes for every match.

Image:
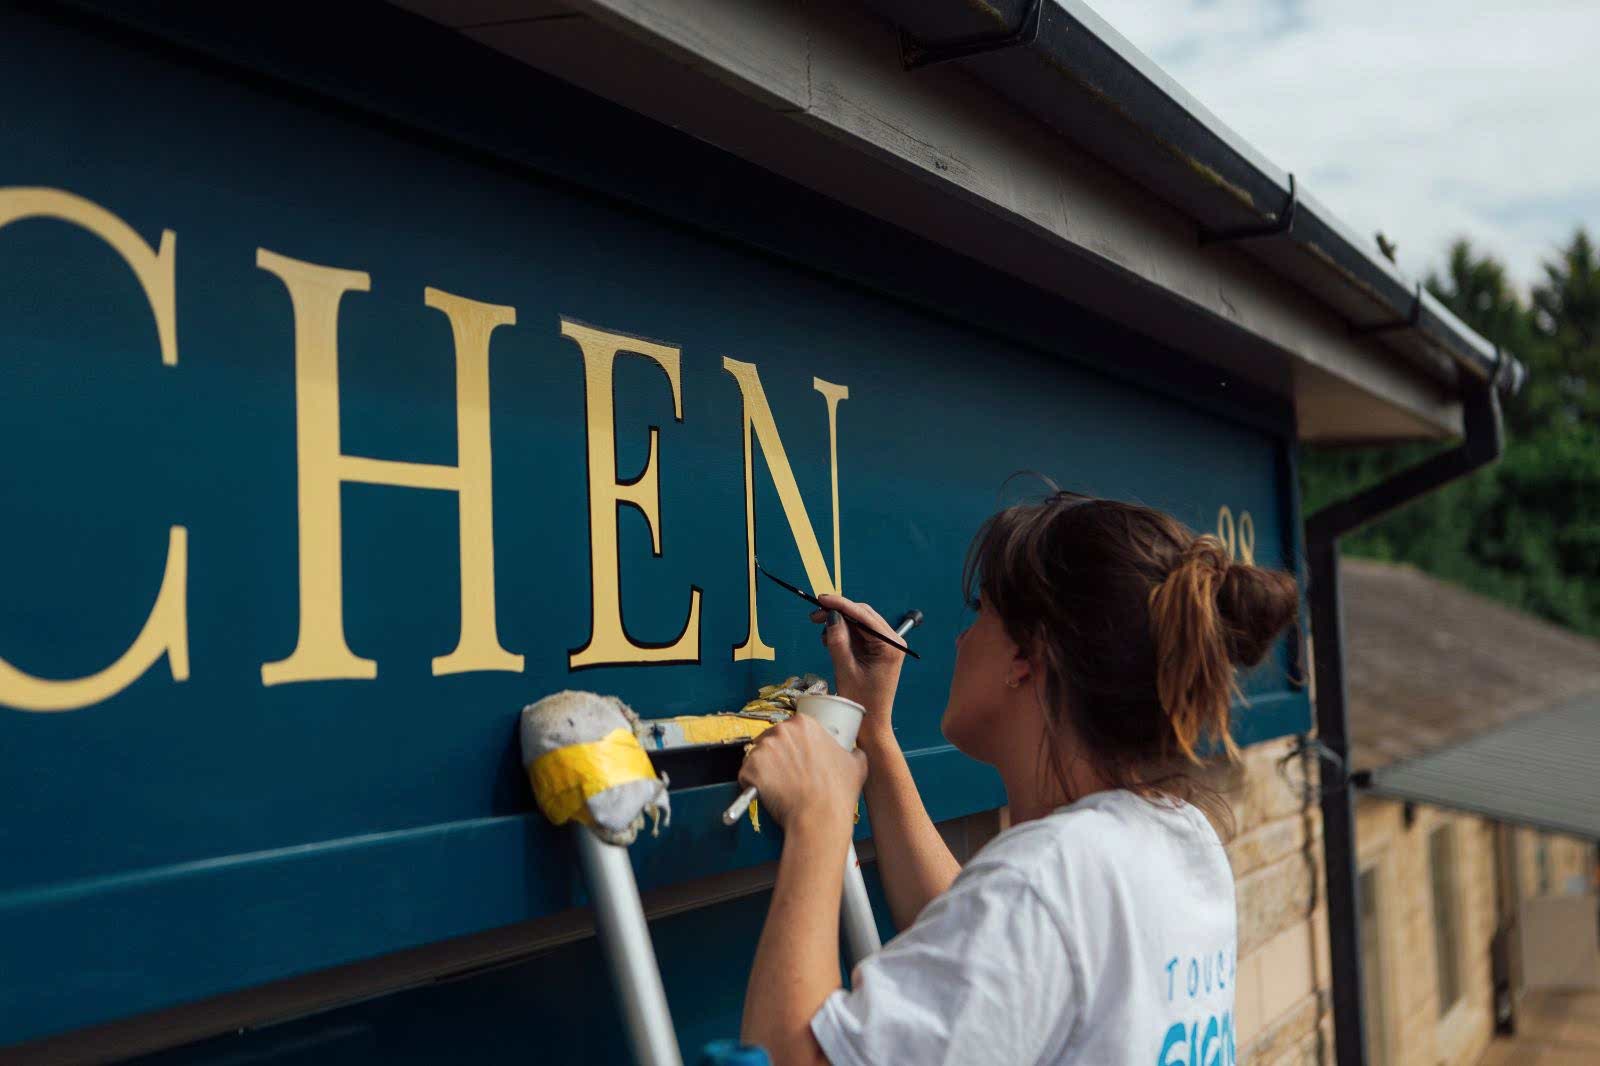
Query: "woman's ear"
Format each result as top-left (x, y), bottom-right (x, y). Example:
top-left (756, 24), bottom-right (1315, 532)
top-left (1007, 644), bottom-right (1036, 689)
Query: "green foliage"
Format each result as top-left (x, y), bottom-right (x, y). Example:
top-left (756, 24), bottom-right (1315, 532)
top-left (1301, 228), bottom-right (1600, 635)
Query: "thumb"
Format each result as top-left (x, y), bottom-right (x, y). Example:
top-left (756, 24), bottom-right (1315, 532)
top-left (851, 747), bottom-right (868, 781)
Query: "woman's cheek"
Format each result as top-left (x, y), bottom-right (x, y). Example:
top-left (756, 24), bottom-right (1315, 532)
top-left (940, 670), bottom-right (980, 755)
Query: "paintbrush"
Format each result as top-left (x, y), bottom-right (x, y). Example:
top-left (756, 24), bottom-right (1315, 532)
top-left (755, 560), bottom-right (921, 660)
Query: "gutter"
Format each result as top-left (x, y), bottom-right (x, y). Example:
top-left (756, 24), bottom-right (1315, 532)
top-left (861, 0), bottom-right (1526, 402)
top-left (1303, 364), bottom-right (1507, 1066)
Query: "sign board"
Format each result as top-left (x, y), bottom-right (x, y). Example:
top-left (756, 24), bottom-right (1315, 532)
top-left (0, 3), bottom-right (1309, 1054)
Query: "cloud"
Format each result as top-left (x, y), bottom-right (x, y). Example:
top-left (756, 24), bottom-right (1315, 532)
top-left (1085, 0), bottom-right (1600, 290)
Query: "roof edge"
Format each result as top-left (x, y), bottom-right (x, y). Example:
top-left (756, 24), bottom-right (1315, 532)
top-left (871, 0), bottom-right (1526, 400)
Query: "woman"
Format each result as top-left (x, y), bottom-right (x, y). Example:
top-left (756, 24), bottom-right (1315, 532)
top-left (736, 489), bottom-right (1299, 1065)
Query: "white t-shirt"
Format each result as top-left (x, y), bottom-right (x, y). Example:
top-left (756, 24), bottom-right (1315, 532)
top-left (811, 789), bottom-right (1237, 1065)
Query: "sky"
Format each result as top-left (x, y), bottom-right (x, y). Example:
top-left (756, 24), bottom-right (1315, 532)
top-left (1084, 0), bottom-right (1600, 291)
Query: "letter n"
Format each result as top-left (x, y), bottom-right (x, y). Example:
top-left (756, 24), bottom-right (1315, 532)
top-left (722, 357), bottom-right (847, 662)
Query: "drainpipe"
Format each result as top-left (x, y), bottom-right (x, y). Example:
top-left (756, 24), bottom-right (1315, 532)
top-left (1304, 360), bottom-right (1508, 1066)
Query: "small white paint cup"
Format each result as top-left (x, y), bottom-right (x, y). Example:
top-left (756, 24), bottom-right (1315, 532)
top-left (794, 693), bottom-right (866, 751)
top-left (720, 693), bottom-right (867, 827)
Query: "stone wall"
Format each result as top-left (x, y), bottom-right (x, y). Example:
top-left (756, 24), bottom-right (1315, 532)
top-left (1217, 735), bottom-right (1333, 1065)
top-left (1513, 826), bottom-right (1596, 899)
top-left (1354, 799), bottom-right (1499, 1066)
top-left (1345, 799), bottom-right (1593, 1066)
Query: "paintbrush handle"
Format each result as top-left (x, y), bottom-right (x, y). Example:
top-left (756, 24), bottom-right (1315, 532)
top-left (722, 785), bottom-right (758, 826)
top-left (840, 612), bottom-right (921, 660)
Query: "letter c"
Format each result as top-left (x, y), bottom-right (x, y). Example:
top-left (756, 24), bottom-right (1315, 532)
top-left (0, 188), bottom-right (188, 712)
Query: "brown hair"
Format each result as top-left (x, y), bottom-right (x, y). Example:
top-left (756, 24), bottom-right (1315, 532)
top-left (963, 485), bottom-right (1299, 832)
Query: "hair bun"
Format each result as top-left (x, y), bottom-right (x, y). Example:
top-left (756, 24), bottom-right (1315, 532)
top-left (1215, 563), bottom-right (1299, 667)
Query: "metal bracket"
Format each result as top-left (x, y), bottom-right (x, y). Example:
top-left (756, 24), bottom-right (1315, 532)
top-left (900, 1), bottom-right (1043, 71)
top-left (1350, 281), bottom-right (1423, 336)
top-left (1489, 344), bottom-right (1519, 393)
top-left (1199, 173), bottom-right (1296, 245)
top-left (1487, 344), bottom-right (1528, 395)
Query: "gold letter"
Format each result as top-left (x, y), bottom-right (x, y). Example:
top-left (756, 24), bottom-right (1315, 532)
top-left (722, 358), bottom-right (847, 662)
top-left (0, 188), bottom-right (188, 712)
top-left (427, 288), bottom-right (523, 676)
top-left (258, 250), bottom-right (521, 685)
top-left (564, 319), bottom-right (701, 669)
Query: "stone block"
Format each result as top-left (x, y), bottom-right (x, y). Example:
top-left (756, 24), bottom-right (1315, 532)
top-left (1234, 943), bottom-right (1265, 1044)
top-left (1238, 850), bottom-right (1315, 956)
top-left (1229, 813), bottom-right (1310, 879)
top-left (1256, 921), bottom-right (1316, 1023)
top-left (1243, 990), bottom-right (1323, 1065)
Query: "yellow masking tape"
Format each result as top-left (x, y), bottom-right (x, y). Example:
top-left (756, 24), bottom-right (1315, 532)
top-left (663, 714), bottom-right (774, 745)
top-left (527, 727), bottom-right (658, 827)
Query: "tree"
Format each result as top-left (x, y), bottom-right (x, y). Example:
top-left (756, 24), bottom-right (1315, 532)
top-left (1302, 228), bottom-right (1600, 636)
top-left (1530, 228), bottom-right (1600, 426)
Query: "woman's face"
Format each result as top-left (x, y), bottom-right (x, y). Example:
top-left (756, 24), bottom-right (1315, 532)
top-left (941, 596), bottom-right (1031, 762)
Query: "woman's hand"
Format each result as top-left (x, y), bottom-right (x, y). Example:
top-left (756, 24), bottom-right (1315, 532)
top-left (738, 713), bottom-right (867, 832)
top-left (811, 593), bottom-right (905, 749)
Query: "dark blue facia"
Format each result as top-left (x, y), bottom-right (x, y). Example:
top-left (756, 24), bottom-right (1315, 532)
top-left (0, 2), bottom-right (1308, 1052)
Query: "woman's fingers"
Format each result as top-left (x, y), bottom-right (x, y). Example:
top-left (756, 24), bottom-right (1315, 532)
top-left (736, 717), bottom-right (806, 816)
top-left (735, 717), bottom-right (851, 825)
top-left (807, 594), bottom-right (905, 728)
top-left (814, 593), bottom-right (893, 634)
top-left (822, 611), bottom-right (851, 651)
top-left (814, 594), bottom-right (898, 657)
top-left (820, 604), bottom-right (903, 670)
top-left (737, 727), bottom-right (777, 789)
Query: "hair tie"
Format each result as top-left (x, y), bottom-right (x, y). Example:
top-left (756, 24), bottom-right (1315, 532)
top-left (1159, 534), bottom-right (1230, 595)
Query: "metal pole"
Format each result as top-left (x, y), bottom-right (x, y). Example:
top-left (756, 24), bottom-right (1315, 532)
top-left (1308, 539), bottom-right (1367, 1066)
top-left (574, 827), bottom-right (684, 1066)
top-left (841, 844), bottom-right (882, 964)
